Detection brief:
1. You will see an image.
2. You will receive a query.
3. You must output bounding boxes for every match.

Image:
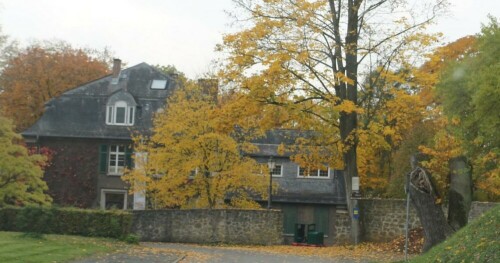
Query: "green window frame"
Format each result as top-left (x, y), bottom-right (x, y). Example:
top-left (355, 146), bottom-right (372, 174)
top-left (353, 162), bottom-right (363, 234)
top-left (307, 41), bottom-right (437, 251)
top-left (99, 144), bottom-right (133, 174)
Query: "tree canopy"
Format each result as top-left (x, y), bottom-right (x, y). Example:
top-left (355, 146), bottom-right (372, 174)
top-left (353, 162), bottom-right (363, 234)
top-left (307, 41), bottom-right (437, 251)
top-left (0, 115), bottom-right (51, 206)
top-left (123, 80), bottom-right (269, 209)
top-left (220, 0), bottom-right (445, 207)
top-left (0, 42), bottom-right (111, 131)
top-left (219, 0), bottom-right (446, 242)
top-left (433, 17), bottom-right (500, 200)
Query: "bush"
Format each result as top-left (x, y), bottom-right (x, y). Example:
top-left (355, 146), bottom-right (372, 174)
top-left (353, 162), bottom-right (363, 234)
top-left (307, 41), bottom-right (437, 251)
top-left (0, 206), bottom-right (133, 238)
top-left (0, 206), bottom-right (18, 230)
top-left (16, 206), bottom-right (54, 234)
top-left (122, 234), bottom-right (140, 244)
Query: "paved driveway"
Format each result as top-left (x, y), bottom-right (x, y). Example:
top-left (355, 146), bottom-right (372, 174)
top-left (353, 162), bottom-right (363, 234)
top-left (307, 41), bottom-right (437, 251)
top-left (73, 242), bottom-right (396, 263)
top-left (144, 243), bottom-right (367, 263)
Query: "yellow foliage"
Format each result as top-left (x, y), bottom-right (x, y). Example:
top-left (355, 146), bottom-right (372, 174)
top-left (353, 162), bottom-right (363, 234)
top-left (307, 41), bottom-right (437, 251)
top-left (218, 0), bottom-right (447, 198)
top-left (418, 127), bottom-right (464, 196)
top-left (123, 81), bottom-right (269, 209)
top-left (473, 152), bottom-right (500, 200)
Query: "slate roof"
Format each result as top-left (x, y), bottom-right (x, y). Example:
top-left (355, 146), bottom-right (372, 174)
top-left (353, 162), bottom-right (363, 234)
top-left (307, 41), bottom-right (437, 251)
top-left (22, 63), bottom-right (175, 140)
top-left (249, 129), bottom-right (314, 157)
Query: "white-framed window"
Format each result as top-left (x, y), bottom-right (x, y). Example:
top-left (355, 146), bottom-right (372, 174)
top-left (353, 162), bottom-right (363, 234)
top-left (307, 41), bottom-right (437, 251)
top-left (271, 164), bottom-right (283, 177)
top-left (298, 166), bottom-right (330, 178)
top-left (100, 189), bottom-right (127, 210)
top-left (108, 145), bottom-right (125, 175)
top-left (259, 164), bottom-right (283, 177)
top-left (151, 79), bottom-right (168, 90)
top-left (106, 101), bottom-right (135, 126)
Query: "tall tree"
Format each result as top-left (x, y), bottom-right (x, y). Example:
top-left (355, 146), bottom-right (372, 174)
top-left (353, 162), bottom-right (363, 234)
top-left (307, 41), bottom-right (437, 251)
top-left (123, 81), bottom-right (269, 209)
top-left (0, 42), bottom-right (111, 131)
top-left (220, 0), bottom-right (446, 242)
top-left (434, 17), bottom-right (500, 201)
top-left (386, 35), bottom-right (477, 198)
top-left (406, 18), bottom-right (499, 251)
top-left (0, 115), bottom-right (51, 206)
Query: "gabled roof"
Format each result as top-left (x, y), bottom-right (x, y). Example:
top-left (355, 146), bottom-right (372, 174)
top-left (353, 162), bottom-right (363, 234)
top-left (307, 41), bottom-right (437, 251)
top-left (22, 63), bottom-right (176, 140)
top-left (249, 129), bottom-right (315, 157)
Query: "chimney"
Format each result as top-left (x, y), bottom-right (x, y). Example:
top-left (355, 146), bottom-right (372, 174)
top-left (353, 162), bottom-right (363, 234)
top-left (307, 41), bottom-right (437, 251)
top-left (112, 58), bottom-right (121, 78)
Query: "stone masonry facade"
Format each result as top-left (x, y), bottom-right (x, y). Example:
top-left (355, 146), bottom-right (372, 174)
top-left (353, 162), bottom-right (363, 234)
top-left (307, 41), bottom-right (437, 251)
top-left (129, 201), bottom-right (496, 246)
top-left (131, 209), bottom-right (283, 245)
top-left (334, 199), bottom-right (498, 243)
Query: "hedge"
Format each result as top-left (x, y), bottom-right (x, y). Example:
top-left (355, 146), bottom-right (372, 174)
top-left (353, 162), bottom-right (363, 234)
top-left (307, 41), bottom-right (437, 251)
top-left (0, 206), bottom-right (133, 238)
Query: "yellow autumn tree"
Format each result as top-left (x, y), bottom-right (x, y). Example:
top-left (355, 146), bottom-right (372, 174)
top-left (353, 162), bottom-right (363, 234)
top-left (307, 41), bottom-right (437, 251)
top-left (385, 35), bottom-right (483, 199)
top-left (123, 80), bottom-right (269, 209)
top-left (219, 1), bottom-right (446, 229)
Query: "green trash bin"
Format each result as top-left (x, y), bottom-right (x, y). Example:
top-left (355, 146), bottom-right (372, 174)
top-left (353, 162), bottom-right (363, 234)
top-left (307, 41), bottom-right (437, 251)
top-left (307, 231), bottom-right (324, 245)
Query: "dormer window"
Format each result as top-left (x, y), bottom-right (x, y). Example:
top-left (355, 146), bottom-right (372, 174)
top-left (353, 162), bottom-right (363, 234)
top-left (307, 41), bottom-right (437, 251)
top-left (105, 90), bottom-right (137, 126)
top-left (151, 79), bottom-right (167, 90)
top-left (106, 101), bottom-right (134, 125)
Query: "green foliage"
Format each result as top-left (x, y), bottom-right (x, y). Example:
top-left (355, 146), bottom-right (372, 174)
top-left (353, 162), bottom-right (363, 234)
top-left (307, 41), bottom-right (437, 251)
top-left (437, 18), bottom-right (500, 154)
top-left (15, 206), bottom-right (54, 235)
top-left (0, 116), bottom-right (52, 207)
top-left (410, 205), bottom-right (500, 263)
top-left (0, 206), bottom-right (132, 238)
top-left (122, 234), bottom-right (140, 244)
top-left (436, 17), bottom-right (500, 200)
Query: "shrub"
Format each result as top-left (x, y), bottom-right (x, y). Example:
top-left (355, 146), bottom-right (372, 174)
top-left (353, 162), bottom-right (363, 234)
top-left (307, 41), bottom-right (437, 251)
top-left (0, 206), bottom-right (133, 238)
top-left (0, 207), bottom-right (18, 230)
top-left (16, 206), bottom-right (55, 234)
top-left (123, 234), bottom-right (140, 244)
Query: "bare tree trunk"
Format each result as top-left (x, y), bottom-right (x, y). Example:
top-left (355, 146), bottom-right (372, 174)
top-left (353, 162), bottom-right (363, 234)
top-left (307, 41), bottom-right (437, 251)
top-left (409, 155), bottom-right (453, 252)
top-left (343, 0), bottom-right (362, 245)
top-left (448, 156), bottom-right (473, 231)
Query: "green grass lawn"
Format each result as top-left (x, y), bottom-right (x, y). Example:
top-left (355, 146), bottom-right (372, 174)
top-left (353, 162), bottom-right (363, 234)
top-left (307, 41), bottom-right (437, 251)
top-left (0, 231), bottom-right (126, 263)
top-left (409, 204), bottom-right (500, 263)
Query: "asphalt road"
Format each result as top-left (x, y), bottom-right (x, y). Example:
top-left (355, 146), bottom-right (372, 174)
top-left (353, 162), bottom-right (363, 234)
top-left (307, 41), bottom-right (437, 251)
top-left (144, 243), bottom-right (364, 263)
top-left (72, 242), bottom-right (385, 263)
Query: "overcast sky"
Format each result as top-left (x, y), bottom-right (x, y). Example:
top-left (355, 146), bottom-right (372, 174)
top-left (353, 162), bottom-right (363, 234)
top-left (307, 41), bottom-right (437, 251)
top-left (0, 0), bottom-right (498, 78)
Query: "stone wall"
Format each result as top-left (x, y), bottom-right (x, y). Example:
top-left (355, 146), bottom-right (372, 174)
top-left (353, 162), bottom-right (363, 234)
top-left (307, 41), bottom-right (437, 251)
top-left (353, 199), bottom-right (499, 242)
top-left (130, 201), bottom-right (497, 246)
top-left (468, 202), bottom-right (497, 221)
top-left (358, 199), bottom-right (420, 242)
top-left (131, 209), bottom-right (283, 245)
top-left (332, 209), bottom-right (351, 244)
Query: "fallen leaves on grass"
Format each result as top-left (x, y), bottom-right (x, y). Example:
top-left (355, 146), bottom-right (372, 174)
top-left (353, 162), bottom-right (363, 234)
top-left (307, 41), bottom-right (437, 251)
top-left (379, 227), bottom-right (424, 254)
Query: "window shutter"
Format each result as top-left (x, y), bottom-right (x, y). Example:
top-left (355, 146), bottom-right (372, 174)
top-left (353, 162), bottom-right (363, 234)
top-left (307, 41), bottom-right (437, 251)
top-left (314, 206), bottom-right (329, 234)
top-left (99, 145), bottom-right (108, 173)
top-left (125, 146), bottom-right (133, 169)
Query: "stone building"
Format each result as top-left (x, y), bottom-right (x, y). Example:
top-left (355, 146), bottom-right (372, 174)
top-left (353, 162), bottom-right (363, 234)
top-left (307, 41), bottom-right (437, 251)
top-left (22, 60), bottom-right (347, 245)
top-left (250, 130), bottom-right (346, 244)
top-left (22, 59), bottom-right (175, 209)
